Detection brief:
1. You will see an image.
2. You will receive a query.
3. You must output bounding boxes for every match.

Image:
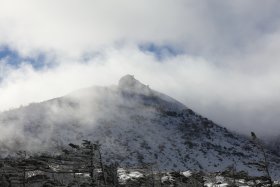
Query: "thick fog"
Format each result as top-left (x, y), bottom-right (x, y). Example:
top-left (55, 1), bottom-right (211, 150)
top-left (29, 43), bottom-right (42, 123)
top-left (0, 81), bottom-right (183, 158)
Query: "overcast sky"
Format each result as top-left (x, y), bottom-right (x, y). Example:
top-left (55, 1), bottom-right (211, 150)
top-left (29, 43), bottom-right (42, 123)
top-left (1, 0), bottom-right (280, 137)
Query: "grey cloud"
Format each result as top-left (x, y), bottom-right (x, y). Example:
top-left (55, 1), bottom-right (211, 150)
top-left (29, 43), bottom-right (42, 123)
top-left (0, 0), bottom-right (279, 58)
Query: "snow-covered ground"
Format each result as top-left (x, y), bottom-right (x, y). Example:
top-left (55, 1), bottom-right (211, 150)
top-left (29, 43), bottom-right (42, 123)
top-left (118, 168), bottom-right (280, 187)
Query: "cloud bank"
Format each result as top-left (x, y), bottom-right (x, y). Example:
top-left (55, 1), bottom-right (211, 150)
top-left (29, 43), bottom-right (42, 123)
top-left (1, 0), bottom-right (280, 137)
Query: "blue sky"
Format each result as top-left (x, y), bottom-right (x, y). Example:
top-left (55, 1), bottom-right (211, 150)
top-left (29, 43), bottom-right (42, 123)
top-left (138, 43), bottom-right (184, 61)
top-left (0, 46), bottom-right (47, 69)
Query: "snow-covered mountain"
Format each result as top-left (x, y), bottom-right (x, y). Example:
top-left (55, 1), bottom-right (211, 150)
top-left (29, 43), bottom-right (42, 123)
top-left (1, 75), bottom-right (280, 178)
top-left (268, 136), bottom-right (280, 156)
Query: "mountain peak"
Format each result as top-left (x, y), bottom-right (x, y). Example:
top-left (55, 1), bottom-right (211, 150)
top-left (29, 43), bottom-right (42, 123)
top-left (118, 74), bottom-right (150, 93)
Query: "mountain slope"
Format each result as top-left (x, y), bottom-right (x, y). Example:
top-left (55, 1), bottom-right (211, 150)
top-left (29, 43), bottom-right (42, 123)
top-left (0, 75), bottom-right (280, 178)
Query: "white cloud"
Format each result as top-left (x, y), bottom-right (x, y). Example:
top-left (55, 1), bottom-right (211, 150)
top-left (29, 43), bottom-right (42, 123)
top-left (0, 0), bottom-right (279, 57)
top-left (1, 0), bottom-right (280, 137)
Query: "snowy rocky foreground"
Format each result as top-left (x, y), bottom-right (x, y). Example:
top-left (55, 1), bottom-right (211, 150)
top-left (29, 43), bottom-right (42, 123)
top-left (117, 168), bottom-right (280, 187)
